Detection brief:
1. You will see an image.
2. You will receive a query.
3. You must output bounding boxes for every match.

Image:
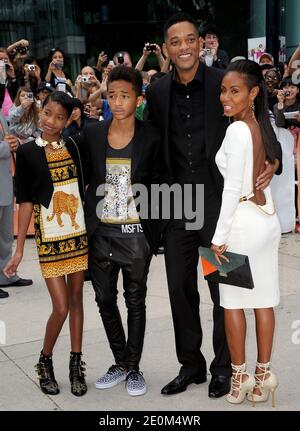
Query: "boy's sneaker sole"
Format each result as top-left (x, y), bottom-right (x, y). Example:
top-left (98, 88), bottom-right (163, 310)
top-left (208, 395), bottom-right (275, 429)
top-left (127, 384), bottom-right (147, 396)
top-left (95, 374), bottom-right (126, 389)
top-left (126, 370), bottom-right (147, 396)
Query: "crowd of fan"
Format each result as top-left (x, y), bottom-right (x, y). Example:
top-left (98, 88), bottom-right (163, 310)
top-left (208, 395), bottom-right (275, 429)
top-left (0, 25), bottom-right (235, 140)
top-left (1, 25), bottom-right (300, 143)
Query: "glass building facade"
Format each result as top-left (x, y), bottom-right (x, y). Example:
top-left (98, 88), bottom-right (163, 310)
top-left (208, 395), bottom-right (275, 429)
top-left (0, 0), bottom-right (299, 80)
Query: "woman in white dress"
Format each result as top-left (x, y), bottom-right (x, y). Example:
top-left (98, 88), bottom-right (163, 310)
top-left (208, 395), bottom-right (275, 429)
top-left (211, 60), bottom-right (280, 406)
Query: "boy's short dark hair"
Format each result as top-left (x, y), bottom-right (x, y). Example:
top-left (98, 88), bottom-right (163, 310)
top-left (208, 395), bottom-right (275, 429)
top-left (43, 90), bottom-right (74, 117)
top-left (107, 66), bottom-right (143, 97)
top-left (163, 13), bottom-right (199, 40)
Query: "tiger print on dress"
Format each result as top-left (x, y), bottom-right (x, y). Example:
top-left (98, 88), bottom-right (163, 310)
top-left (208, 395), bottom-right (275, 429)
top-left (47, 191), bottom-right (80, 230)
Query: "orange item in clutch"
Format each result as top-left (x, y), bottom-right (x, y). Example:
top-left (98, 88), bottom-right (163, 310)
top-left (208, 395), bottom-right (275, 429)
top-left (201, 257), bottom-right (218, 277)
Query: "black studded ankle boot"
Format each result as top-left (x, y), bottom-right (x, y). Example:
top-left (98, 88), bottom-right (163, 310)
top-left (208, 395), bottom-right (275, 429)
top-left (69, 352), bottom-right (87, 396)
top-left (35, 351), bottom-right (60, 395)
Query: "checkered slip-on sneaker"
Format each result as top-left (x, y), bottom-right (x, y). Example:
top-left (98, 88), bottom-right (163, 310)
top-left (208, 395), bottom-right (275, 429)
top-left (126, 370), bottom-right (147, 396)
top-left (95, 365), bottom-right (126, 389)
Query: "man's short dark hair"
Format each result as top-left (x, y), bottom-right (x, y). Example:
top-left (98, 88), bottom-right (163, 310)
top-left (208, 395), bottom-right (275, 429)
top-left (107, 66), bottom-right (143, 96)
top-left (201, 24), bottom-right (220, 39)
top-left (163, 13), bottom-right (199, 40)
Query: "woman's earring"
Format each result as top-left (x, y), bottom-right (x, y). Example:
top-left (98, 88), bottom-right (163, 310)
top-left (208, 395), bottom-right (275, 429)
top-left (251, 100), bottom-right (256, 119)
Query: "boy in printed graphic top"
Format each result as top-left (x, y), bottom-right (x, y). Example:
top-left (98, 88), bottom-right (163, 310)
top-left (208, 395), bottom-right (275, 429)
top-left (68, 66), bottom-right (160, 396)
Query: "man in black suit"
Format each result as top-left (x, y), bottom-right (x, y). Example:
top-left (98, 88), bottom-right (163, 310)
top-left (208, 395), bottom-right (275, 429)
top-left (146, 13), bottom-right (281, 398)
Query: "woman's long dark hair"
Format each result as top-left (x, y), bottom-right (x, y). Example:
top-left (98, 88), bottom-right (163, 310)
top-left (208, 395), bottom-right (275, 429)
top-left (225, 59), bottom-right (277, 163)
top-left (47, 47), bottom-right (66, 64)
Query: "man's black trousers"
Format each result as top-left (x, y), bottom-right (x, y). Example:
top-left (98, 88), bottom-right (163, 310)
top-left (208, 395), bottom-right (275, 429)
top-left (163, 192), bottom-right (231, 378)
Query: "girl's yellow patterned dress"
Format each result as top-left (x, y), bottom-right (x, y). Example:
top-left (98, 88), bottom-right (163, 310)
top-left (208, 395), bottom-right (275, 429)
top-left (34, 147), bottom-right (88, 278)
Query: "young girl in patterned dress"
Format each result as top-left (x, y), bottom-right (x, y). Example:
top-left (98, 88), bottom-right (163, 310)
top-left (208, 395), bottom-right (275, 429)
top-left (4, 92), bottom-right (89, 396)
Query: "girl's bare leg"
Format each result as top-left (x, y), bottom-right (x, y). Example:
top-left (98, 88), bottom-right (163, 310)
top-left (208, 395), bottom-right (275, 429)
top-left (42, 276), bottom-right (69, 355)
top-left (67, 271), bottom-right (85, 352)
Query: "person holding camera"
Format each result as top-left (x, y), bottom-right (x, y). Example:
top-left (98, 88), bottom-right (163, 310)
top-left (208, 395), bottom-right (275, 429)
top-left (273, 77), bottom-right (300, 128)
top-left (199, 24), bottom-right (229, 69)
top-left (94, 51), bottom-right (108, 76)
top-left (3, 40), bottom-right (32, 105)
top-left (8, 86), bottom-right (39, 144)
top-left (74, 66), bottom-right (101, 104)
top-left (86, 63), bottom-right (116, 122)
top-left (0, 47), bottom-right (18, 118)
top-left (6, 39), bottom-right (29, 60)
top-left (45, 48), bottom-right (72, 92)
top-left (22, 57), bottom-right (42, 94)
top-left (135, 43), bottom-right (165, 72)
top-left (88, 61), bottom-right (114, 104)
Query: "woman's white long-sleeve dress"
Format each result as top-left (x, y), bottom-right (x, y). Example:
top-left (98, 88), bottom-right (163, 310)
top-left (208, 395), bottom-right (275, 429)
top-left (212, 121), bottom-right (280, 309)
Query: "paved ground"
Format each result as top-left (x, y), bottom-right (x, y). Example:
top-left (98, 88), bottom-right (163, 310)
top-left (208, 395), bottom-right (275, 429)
top-left (0, 234), bottom-right (300, 412)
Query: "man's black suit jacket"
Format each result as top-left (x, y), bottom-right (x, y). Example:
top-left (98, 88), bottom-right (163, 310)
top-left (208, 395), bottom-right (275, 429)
top-left (67, 119), bottom-right (161, 254)
top-left (146, 65), bottom-right (228, 198)
top-left (146, 64), bottom-right (282, 200)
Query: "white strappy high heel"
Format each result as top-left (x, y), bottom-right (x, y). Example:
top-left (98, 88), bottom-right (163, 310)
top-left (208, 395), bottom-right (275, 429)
top-left (226, 363), bottom-right (256, 404)
top-left (247, 362), bottom-right (278, 407)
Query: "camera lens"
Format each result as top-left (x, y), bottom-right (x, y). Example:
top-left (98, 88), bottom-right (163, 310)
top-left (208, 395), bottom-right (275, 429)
top-left (117, 54), bottom-right (124, 65)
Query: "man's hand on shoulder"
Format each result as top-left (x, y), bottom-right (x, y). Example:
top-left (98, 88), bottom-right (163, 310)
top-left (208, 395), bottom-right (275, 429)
top-left (255, 159), bottom-right (280, 190)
